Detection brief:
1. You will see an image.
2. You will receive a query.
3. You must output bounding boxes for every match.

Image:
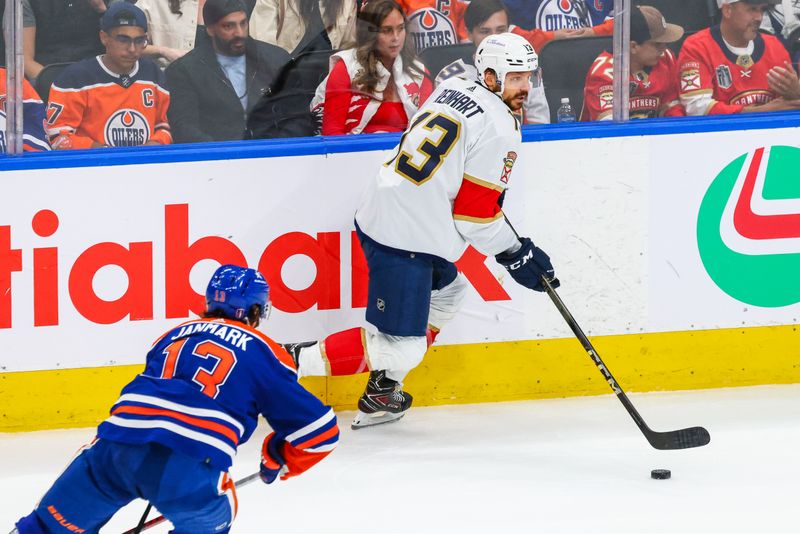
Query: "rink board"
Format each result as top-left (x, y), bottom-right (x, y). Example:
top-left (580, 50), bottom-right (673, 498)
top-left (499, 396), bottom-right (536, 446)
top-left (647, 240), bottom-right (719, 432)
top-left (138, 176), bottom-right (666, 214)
top-left (2, 116), bottom-right (800, 431)
top-left (1, 324), bottom-right (798, 431)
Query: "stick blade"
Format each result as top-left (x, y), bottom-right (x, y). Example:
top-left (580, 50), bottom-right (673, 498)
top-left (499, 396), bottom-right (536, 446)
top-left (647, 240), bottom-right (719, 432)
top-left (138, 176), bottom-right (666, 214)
top-left (646, 426), bottom-right (711, 450)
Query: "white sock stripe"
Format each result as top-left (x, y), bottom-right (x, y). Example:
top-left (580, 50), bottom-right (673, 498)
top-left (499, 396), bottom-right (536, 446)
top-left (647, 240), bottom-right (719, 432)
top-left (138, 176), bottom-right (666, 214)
top-left (116, 393), bottom-right (245, 435)
top-left (105, 415), bottom-right (237, 459)
top-left (305, 442), bottom-right (338, 453)
top-left (285, 409), bottom-right (336, 443)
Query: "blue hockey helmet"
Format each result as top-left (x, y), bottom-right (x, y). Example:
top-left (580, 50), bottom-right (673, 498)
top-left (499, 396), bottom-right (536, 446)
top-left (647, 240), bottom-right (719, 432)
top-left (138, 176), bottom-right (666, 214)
top-left (205, 265), bottom-right (270, 322)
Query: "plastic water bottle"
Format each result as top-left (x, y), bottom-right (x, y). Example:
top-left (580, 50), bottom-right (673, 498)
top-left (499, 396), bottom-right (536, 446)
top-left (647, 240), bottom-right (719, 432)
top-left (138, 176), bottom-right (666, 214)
top-left (557, 97), bottom-right (577, 123)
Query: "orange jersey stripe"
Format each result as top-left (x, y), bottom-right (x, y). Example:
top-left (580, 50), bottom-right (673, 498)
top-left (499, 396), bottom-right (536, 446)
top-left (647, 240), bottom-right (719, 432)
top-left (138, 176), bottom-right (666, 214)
top-left (280, 441), bottom-right (336, 480)
top-left (219, 318), bottom-right (297, 372)
top-left (295, 424), bottom-right (340, 450)
top-left (111, 405), bottom-right (240, 444)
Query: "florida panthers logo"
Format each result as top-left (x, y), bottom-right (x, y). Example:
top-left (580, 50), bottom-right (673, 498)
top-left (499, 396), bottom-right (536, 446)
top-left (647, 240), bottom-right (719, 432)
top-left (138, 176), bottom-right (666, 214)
top-left (104, 109), bottom-right (150, 147)
top-left (501, 151), bottom-right (517, 183)
top-left (408, 8), bottom-right (456, 51)
top-left (536, 0), bottom-right (591, 31)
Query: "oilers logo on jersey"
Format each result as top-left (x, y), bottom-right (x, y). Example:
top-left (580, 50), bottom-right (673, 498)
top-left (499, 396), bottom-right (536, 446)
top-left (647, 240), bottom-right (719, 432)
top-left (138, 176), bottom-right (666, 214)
top-left (536, 0), bottom-right (591, 31)
top-left (104, 109), bottom-right (151, 147)
top-left (408, 7), bottom-right (457, 51)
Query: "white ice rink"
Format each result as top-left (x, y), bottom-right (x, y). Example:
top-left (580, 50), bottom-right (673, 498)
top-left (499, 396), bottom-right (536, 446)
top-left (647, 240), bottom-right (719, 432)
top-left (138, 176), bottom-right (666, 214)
top-left (2, 384), bottom-right (799, 534)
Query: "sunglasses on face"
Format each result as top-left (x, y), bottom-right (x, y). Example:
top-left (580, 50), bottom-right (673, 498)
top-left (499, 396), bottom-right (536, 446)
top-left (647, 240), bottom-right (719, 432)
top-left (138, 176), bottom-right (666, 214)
top-left (113, 34), bottom-right (148, 47)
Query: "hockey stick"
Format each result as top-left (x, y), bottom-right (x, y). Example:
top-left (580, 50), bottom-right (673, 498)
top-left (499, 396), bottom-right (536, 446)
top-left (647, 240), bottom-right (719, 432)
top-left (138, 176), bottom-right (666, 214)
top-left (131, 504), bottom-right (151, 534)
top-left (121, 472), bottom-right (261, 534)
top-left (541, 277), bottom-right (711, 450)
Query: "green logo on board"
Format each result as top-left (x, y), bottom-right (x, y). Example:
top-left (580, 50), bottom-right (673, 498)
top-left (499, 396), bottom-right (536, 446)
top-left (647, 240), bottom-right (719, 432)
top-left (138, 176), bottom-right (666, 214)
top-left (697, 145), bottom-right (800, 307)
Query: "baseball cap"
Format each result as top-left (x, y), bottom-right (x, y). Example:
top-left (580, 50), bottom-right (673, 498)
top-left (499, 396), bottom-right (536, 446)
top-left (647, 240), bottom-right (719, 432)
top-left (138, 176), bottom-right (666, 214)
top-left (203, 0), bottom-right (248, 26)
top-left (717, 0), bottom-right (780, 7)
top-left (101, 2), bottom-right (148, 32)
top-left (630, 5), bottom-right (684, 44)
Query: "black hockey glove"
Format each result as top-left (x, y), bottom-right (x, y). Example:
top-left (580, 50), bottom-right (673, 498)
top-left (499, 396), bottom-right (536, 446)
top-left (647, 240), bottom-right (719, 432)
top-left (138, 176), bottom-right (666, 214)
top-left (495, 237), bottom-right (559, 292)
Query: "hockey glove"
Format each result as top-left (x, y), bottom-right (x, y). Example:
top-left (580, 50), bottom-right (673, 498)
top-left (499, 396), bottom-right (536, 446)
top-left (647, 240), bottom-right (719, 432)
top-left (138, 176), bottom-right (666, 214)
top-left (260, 432), bottom-right (288, 484)
top-left (495, 237), bottom-right (559, 292)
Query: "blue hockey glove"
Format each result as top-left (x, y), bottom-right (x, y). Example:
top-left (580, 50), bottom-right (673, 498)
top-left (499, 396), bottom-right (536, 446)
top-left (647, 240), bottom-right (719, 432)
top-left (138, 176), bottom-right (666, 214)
top-left (495, 237), bottom-right (559, 292)
top-left (260, 432), bottom-right (287, 484)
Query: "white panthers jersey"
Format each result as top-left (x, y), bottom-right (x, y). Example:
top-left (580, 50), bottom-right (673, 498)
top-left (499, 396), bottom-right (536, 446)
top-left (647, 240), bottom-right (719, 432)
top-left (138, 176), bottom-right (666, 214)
top-left (435, 58), bottom-right (551, 124)
top-left (355, 76), bottom-right (522, 262)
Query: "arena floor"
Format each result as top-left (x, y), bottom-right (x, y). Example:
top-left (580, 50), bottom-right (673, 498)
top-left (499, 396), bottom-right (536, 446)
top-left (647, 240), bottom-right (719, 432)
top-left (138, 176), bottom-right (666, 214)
top-left (2, 384), bottom-right (798, 533)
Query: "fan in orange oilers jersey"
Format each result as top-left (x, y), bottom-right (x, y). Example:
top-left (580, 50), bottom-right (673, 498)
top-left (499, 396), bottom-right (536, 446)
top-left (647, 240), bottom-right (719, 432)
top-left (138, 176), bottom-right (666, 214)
top-left (46, 2), bottom-right (171, 150)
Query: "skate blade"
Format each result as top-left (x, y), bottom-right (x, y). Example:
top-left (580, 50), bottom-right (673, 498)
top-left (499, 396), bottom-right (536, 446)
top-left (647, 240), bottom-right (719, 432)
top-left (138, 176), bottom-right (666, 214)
top-left (351, 410), bottom-right (406, 430)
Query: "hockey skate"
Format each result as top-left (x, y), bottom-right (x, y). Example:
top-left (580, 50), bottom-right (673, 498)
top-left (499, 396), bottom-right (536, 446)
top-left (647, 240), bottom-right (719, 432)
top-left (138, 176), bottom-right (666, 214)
top-left (351, 370), bottom-right (413, 430)
top-left (280, 341), bottom-right (317, 368)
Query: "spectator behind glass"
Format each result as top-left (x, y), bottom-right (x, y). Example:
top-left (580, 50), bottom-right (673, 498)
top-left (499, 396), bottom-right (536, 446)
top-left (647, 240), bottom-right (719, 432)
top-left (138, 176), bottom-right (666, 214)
top-left (46, 3), bottom-right (171, 149)
top-left (761, 0), bottom-right (800, 59)
top-left (679, 0), bottom-right (800, 115)
top-left (166, 0), bottom-right (307, 142)
top-left (250, 0), bottom-right (357, 55)
top-left (22, 0), bottom-right (108, 84)
top-left (434, 0), bottom-right (550, 124)
top-left (313, 0), bottom-right (432, 135)
top-left (396, 0), bottom-right (469, 51)
top-left (582, 5), bottom-right (685, 121)
top-left (107, 0), bottom-right (202, 69)
top-left (503, 0), bottom-right (615, 52)
top-left (108, 0), bottom-right (258, 68)
top-left (0, 67), bottom-right (51, 152)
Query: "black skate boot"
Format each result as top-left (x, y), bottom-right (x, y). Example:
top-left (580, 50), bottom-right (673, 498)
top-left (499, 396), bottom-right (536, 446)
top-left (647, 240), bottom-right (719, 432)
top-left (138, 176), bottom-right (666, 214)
top-left (280, 341), bottom-right (317, 368)
top-left (351, 370), bottom-right (413, 430)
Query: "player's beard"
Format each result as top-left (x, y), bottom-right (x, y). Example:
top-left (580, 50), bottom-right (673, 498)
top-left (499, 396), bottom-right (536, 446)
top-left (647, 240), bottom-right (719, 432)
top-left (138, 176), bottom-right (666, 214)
top-left (503, 90), bottom-right (528, 112)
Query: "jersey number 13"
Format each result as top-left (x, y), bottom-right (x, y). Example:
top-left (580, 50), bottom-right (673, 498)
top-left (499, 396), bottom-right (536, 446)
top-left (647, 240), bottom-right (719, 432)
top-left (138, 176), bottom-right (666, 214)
top-left (387, 112), bottom-right (461, 185)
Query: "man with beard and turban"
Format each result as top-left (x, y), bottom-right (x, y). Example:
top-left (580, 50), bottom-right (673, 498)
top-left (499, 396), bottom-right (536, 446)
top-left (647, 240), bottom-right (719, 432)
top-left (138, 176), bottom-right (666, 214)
top-left (166, 0), bottom-right (305, 142)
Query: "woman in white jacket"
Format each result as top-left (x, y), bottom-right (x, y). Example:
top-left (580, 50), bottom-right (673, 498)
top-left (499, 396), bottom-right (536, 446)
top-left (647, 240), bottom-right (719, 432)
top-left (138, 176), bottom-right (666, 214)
top-left (249, 0), bottom-right (357, 55)
top-left (313, 0), bottom-right (431, 135)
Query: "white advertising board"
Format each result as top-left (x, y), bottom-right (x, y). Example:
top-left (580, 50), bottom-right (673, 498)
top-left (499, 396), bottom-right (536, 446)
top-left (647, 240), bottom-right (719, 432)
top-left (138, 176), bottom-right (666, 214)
top-left (1, 126), bottom-right (798, 372)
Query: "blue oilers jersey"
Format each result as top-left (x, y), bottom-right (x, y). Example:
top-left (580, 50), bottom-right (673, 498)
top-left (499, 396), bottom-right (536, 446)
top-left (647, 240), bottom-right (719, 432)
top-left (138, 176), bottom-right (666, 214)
top-left (98, 318), bottom-right (338, 471)
top-left (505, 0), bottom-right (592, 32)
top-left (1, 67), bottom-right (51, 152)
top-left (586, 0), bottom-right (613, 25)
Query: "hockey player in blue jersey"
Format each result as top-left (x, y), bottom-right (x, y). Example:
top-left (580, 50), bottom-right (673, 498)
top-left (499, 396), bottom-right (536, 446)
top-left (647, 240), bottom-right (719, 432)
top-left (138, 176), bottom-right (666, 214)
top-left (14, 265), bottom-right (339, 534)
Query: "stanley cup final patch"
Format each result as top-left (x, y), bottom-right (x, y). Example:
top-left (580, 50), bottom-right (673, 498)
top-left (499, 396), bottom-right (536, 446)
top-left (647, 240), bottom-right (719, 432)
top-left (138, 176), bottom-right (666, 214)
top-left (501, 151), bottom-right (517, 183)
top-left (716, 65), bottom-right (733, 90)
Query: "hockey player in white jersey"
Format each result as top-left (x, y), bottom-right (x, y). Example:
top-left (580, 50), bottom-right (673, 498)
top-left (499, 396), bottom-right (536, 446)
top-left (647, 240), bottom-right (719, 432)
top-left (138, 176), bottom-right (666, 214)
top-left (434, 0), bottom-right (551, 124)
top-left (284, 32), bottom-right (559, 429)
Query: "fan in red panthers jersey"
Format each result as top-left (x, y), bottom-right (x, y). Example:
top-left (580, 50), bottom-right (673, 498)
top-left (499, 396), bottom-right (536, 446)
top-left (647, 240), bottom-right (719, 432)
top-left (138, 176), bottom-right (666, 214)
top-left (678, 0), bottom-right (800, 115)
top-left (582, 5), bottom-right (685, 121)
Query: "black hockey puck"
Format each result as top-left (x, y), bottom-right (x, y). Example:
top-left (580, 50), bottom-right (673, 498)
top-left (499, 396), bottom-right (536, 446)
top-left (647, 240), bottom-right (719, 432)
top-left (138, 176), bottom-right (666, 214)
top-left (651, 469), bottom-right (671, 480)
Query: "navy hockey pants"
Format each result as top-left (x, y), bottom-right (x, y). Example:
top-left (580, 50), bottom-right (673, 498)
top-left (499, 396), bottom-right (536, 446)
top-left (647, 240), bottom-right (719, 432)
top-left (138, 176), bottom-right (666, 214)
top-left (17, 439), bottom-right (235, 534)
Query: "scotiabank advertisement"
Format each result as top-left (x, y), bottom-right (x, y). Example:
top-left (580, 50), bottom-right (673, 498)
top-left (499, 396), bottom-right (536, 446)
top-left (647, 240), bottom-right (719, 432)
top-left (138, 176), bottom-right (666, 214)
top-left (2, 127), bottom-right (799, 373)
top-left (0, 151), bottom-right (550, 373)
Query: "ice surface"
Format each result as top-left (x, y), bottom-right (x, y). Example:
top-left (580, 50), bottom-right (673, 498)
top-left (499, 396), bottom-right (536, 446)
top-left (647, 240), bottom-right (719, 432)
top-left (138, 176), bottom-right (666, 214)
top-left (2, 384), bottom-right (798, 533)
